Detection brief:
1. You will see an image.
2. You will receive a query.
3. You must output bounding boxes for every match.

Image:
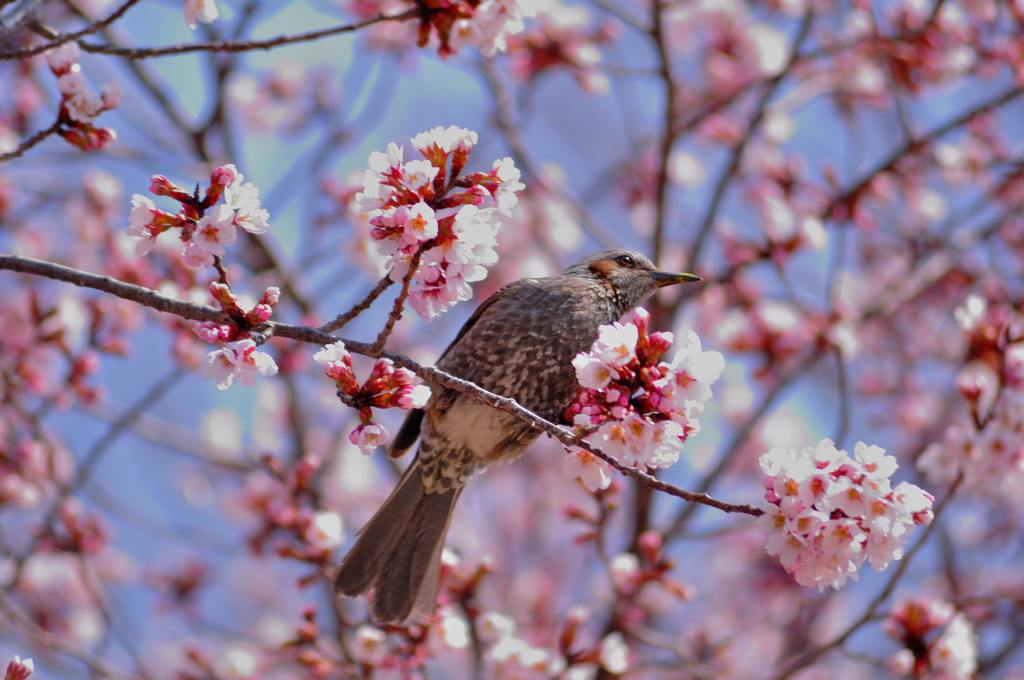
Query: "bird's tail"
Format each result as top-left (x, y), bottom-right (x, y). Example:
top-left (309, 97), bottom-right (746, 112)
top-left (333, 457), bottom-right (461, 624)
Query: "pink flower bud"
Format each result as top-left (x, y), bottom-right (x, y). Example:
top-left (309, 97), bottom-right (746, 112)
top-left (260, 286), bottom-right (281, 307)
top-left (247, 304), bottom-right (273, 324)
top-left (149, 175), bottom-right (178, 197)
top-left (5, 656), bottom-right (33, 680)
top-left (74, 351), bottom-right (100, 376)
top-left (211, 164), bottom-right (238, 187)
top-left (101, 82), bottom-right (123, 109)
top-left (45, 42), bottom-right (80, 73)
top-left (637, 531), bottom-right (662, 563)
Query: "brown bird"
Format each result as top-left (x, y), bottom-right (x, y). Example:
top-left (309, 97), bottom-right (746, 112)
top-left (333, 249), bottom-right (701, 623)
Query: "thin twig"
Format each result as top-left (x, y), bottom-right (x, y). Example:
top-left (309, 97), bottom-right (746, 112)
top-left (662, 348), bottom-right (823, 539)
top-left (5, 368), bottom-right (182, 588)
top-left (684, 10), bottom-right (815, 272)
top-left (319, 274), bottom-right (393, 333)
top-left (0, 0), bottom-right (142, 59)
top-left (371, 250), bottom-right (422, 352)
top-left (0, 117), bottom-right (62, 162)
top-left (820, 85), bottom-right (1024, 222)
top-left (77, 9), bottom-right (419, 58)
top-left (0, 589), bottom-right (140, 680)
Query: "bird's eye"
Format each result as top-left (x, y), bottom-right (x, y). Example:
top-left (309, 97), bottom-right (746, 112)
top-left (616, 255), bottom-right (637, 268)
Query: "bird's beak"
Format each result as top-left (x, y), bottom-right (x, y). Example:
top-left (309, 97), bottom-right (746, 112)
top-left (650, 271), bottom-right (702, 287)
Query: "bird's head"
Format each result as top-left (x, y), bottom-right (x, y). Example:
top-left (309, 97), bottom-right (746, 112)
top-left (566, 249), bottom-right (702, 312)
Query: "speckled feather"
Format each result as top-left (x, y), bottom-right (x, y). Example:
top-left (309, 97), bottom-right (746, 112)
top-left (419, 273), bottom-right (630, 492)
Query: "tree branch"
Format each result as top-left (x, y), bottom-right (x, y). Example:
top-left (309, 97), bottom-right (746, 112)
top-left (0, 117), bottom-right (62, 163)
top-left (0, 253), bottom-right (763, 517)
top-left (0, 0), bottom-right (141, 59)
top-left (76, 9), bottom-right (419, 59)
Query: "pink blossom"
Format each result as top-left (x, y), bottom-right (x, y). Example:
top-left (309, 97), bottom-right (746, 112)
top-left (571, 353), bottom-right (613, 389)
top-left (487, 636), bottom-right (564, 678)
top-left (183, 205), bottom-right (235, 267)
top-left (224, 173), bottom-right (270, 234)
top-left (885, 598), bottom-right (977, 679)
top-left (599, 632), bottom-right (630, 674)
top-left (486, 157), bottom-right (524, 216)
top-left (929, 614), bottom-right (977, 679)
top-left (563, 447), bottom-right (613, 492)
top-left (758, 439), bottom-right (934, 590)
top-left (184, 0), bottom-right (219, 29)
top-left (45, 43), bottom-right (80, 73)
top-left (56, 71), bottom-right (88, 97)
top-left (126, 194), bottom-right (159, 255)
top-left (350, 625), bottom-right (389, 665)
top-left (313, 341), bottom-right (358, 391)
top-left (203, 339), bottom-right (278, 390)
top-left (411, 125), bottom-right (478, 157)
top-left (477, 612), bottom-right (516, 643)
top-left (100, 82), bottom-right (122, 109)
top-left (349, 422), bottom-right (388, 454)
top-left (428, 608), bottom-right (471, 652)
top-left (65, 90), bottom-right (105, 124)
top-left (353, 128), bottom-right (521, 320)
top-left (369, 202), bottom-right (438, 258)
top-left (397, 383), bottom-right (431, 409)
top-left (304, 511), bottom-right (344, 551)
top-left (450, 0), bottom-right (539, 56)
top-left (566, 308), bottom-right (722, 472)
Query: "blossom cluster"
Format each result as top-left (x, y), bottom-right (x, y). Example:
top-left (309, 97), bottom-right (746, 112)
top-left (758, 439), bottom-right (934, 590)
top-left (507, 0), bottom-right (615, 94)
top-left (919, 294), bottom-right (1024, 502)
top-left (313, 341), bottom-right (431, 453)
top-left (418, 0), bottom-right (539, 57)
top-left (44, 43), bottom-right (120, 151)
top-left (885, 598), bottom-right (978, 679)
top-left (228, 61), bottom-right (339, 134)
top-left (127, 163), bottom-right (269, 268)
top-left (238, 454), bottom-right (346, 566)
top-left (355, 125), bottom-right (523, 319)
top-left (564, 307), bottom-right (724, 479)
top-left (192, 282), bottom-right (280, 390)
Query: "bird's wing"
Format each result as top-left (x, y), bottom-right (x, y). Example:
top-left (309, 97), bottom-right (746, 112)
top-left (387, 282), bottom-right (521, 459)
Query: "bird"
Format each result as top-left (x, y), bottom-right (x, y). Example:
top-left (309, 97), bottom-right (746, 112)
top-left (333, 249), bottom-right (701, 623)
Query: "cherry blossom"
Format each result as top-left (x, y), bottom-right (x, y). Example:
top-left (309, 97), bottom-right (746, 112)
top-left (351, 625), bottom-right (389, 666)
top-left (184, 204), bottom-right (236, 268)
top-left (7, 0), bottom-right (1024, 676)
top-left (355, 127), bottom-right (523, 319)
top-left (303, 511), bottom-right (345, 552)
top-left (412, 0), bottom-right (539, 57)
top-left (43, 43), bottom-right (118, 151)
top-left (565, 307), bottom-right (724, 471)
top-left (203, 339), bottom-right (278, 390)
top-left (758, 440), bottom-right (934, 590)
top-left (563, 447), bottom-right (613, 492)
top-left (885, 599), bottom-right (978, 680)
top-left (313, 341), bottom-right (430, 453)
top-left (507, 0), bottom-right (615, 93)
top-left (919, 294), bottom-right (1024, 502)
top-left (124, 164), bottom-right (271, 270)
top-left (184, 0), bottom-right (219, 29)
